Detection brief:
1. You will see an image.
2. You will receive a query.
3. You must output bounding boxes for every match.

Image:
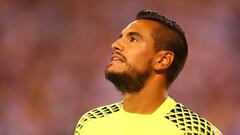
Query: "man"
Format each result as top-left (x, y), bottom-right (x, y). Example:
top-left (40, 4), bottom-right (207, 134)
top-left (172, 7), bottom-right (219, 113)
top-left (74, 9), bottom-right (222, 135)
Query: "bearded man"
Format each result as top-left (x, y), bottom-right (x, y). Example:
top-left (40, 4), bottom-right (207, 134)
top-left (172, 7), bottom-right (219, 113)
top-left (74, 9), bottom-right (222, 135)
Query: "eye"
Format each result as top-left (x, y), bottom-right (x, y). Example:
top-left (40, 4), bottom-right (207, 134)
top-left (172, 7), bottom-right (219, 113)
top-left (129, 36), bottom-right (137, 42)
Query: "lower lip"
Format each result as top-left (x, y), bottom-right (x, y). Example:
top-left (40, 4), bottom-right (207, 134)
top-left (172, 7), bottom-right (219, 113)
top-left (110, 60), bottom-right (124, 64)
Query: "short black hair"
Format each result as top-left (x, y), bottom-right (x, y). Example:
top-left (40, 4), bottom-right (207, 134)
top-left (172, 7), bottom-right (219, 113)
top-left (136, 9), bottom-right (188, 88)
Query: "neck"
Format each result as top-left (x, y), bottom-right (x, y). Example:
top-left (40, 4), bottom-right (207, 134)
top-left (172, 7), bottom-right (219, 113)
top-left (122, 75), bottom-right (168, 114)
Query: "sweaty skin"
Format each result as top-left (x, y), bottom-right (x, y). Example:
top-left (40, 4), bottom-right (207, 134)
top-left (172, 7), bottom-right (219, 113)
top-left (107, 19), bottom-right (174, 114)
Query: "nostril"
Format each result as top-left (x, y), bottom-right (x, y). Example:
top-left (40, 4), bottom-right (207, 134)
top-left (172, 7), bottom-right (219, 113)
top-left (114, 46), bottom-right (120, 50)
top-left (112, 41), bottom-right (123, 51)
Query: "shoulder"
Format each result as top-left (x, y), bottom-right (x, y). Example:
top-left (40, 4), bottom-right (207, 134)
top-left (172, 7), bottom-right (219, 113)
top-left (74, 102), bottom-right (122, 135)
top-left (164, 102), bottom-right (222, 135)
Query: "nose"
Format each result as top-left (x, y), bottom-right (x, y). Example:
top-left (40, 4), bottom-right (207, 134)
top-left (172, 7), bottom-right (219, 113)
top-left (111, 40), bottom-right (124, 51)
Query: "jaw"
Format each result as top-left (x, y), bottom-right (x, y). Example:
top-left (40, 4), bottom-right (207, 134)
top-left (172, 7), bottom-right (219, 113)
top-left (105, 62), bottom-right (127, 73)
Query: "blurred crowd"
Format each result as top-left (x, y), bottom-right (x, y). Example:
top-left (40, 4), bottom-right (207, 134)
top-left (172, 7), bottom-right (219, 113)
top-left (0, 0), bottom-right (239, 135)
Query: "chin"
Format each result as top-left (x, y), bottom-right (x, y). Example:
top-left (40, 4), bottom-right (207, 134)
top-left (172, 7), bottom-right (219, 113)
top-left (105, 62), bottom-right (126, 73)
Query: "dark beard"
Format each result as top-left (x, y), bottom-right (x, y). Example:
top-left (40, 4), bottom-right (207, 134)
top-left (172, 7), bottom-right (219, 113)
top-left (104, 64), bottom-right (151, 94)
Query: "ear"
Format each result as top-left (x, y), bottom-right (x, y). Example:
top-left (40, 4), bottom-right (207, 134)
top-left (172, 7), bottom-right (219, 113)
top-left (153, 51), bottom-right (174, 71)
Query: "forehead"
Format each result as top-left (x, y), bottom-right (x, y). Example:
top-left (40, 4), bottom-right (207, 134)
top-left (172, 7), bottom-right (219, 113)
top-left (121, 19), bottom-right (161, 35)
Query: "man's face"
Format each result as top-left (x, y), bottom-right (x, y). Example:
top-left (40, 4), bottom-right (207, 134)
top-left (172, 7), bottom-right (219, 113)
top-left (105, 19), bottom-right (159, 93)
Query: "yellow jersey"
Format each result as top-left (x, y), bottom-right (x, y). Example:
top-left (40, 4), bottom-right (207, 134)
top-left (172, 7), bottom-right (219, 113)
top-left (74, 97), bottom-right (222, 135)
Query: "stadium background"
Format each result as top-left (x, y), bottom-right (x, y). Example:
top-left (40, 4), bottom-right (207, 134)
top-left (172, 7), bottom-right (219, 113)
top-left (0, 0), bottom-right (239, 134)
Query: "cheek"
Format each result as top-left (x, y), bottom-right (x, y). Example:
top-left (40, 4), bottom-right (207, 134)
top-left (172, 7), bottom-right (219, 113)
top-left (131, 50), bottom-right (153, 63)
top-left (125, 42), bottom-right (155, 71)
top-left (127, 54), bottom-right (153, 72)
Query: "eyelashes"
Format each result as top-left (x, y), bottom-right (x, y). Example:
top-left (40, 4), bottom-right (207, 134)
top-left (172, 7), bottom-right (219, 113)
top-left (129, 36), bottom-right (137, 42)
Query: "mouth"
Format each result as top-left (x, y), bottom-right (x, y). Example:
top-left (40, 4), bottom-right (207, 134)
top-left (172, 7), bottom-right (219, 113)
top-left (110, 53), bottom-right (125, 63)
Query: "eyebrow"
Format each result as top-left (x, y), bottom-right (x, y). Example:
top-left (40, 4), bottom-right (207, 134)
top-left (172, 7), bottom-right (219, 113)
top-left (127, 32), bottom-right (143, 39)
top-left (119, 31), bottom-right (143, 39)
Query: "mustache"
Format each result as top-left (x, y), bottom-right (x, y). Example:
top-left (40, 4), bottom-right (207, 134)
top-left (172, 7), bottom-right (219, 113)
top-left (112, 51), bottom-right (127, 62)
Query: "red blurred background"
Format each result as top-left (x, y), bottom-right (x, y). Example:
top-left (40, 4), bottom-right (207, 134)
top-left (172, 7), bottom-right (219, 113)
top-left (0, 0), bottom-right (239, 135)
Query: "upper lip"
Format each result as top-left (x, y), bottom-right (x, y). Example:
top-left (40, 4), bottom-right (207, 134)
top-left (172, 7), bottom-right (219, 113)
top-left (111, 52), bottom-right (125, 62)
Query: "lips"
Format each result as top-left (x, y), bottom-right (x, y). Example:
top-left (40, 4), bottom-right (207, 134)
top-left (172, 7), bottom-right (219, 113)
top-left (111, 53), bottom-right (125, 63)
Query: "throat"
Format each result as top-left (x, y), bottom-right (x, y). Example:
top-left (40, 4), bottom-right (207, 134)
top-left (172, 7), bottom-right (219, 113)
top-left (122, 90), bottom-right (167, 114)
